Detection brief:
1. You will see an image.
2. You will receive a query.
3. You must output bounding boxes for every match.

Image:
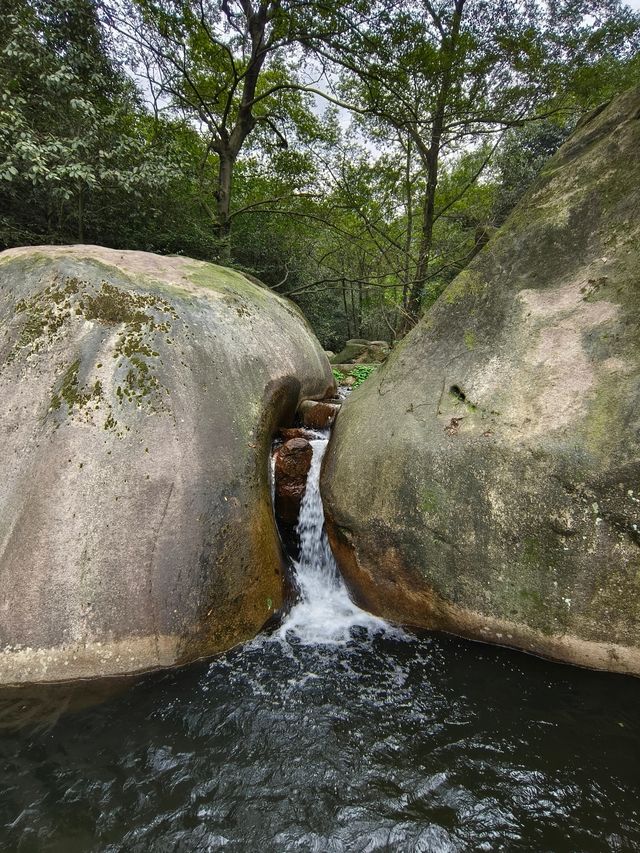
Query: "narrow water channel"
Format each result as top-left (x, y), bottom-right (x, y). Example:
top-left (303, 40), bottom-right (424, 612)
top-left (1, 433), bottom-right (639, 851)
top-left (274, 433), bottom-right (390, 644)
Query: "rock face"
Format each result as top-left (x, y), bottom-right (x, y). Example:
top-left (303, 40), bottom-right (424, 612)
top-left (322, 87), bottom-right (640, 675)
top-left (330, 339), bottom-right (390, 365)
top-left (0, 245), bottom-right (334, 685)
top-left (273, 437), bottom-right (313, 524)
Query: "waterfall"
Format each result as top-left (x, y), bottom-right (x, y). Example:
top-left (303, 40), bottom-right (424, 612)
top-left (275, 433), bottom-right (388, 644)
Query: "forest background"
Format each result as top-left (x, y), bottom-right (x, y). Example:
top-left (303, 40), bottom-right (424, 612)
top-left (2, 0), bottom-right (639, 348)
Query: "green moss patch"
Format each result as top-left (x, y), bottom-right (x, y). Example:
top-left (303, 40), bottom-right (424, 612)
top-left (83, 283), bottom-right (153, 325)
top-left (420, 484), bottom-right (443, 515)
top-left (12, 276), bottom-right (181, 427)
top-left (583, 378), bottom-right (626, 458)
top-left (50, 357), bottom-right (104, 421)
top-left (463, 329), bottom-right (476, 350)
top-left (11, 277), bottom-right (81, 359)
top-left (188, 262), bottom-right (265, 302)
top-left (442, 270), bottom-right (486, 306)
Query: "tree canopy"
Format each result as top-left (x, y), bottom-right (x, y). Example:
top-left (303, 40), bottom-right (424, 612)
top-left (1, 0), bottom-right (639, 342)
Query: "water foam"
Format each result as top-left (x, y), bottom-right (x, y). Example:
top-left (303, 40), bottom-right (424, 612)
top-left (274, 436), bottom-right (391, 645)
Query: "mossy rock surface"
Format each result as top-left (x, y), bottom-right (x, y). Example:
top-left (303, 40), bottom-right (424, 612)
top-left (321, 86), bottom-right (640, 676)
top-left (330, 339), bottom-right (390, 365)
top-left (0, 245), bottom-right (334, 685)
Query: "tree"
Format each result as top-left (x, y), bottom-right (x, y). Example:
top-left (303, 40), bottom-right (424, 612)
top-left (107, 0), bottom-right (330, 260)
top-left (491, 119), bottom-right (573, 224)
top-left (0, 0), bottom-right (185, 248)
top-left (307, 0), bottom-right (640, 324)
top-left (3, 0), bottom-right (639, 350)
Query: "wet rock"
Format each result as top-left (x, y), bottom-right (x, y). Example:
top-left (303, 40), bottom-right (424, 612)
top-left (274, 438), bottom-right (313, 525)
top-left (322, 86), bottom-right (640, 676)
top-left (0, 245), bottom-right (334, 685)
top-left (279, 427), bottom-right (315, 441)
top-left (298, 400), bottom-right (341, 430)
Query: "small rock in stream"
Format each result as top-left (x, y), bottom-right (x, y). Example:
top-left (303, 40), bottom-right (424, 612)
top-left (298, 400), bottom-right (341, 430)
top-left (279, 427), bottom-right (315, 441)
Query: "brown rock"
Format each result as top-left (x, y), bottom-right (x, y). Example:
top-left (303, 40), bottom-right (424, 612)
top-left (330, 339), bottom-right (390, 365)
top-left (274, 438), bottom-right (313, 524)
top-left (279, 427), bottom-right (315, 441)
top-left (298, 400), bottom-right (341, 430)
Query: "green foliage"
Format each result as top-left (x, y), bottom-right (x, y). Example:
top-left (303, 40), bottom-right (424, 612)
top-left (1, 0), bottom-right (639, 350)
top-left (350, 365), bottom-right (376, 387)
top-left (0, 0), bottom-right (215, 254)
top-left (491, 121), bottom-right (574, 223)
top-left (308, 0), bottom-right (640, 323)
top-left (331, 364), bottom-right (376, 387)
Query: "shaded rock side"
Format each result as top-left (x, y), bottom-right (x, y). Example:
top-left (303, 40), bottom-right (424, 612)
top-left (0, 245), bottom-right (334, 685)
top-left (321, 87), bottom-right (640, 675)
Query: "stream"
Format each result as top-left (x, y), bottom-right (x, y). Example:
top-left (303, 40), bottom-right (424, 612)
top-left (1, 433), bottom-right (639, 851)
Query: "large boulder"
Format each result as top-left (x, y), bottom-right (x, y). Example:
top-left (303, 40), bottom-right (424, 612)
top-left (0, 245), bottom-right (334, 685)
top-left (321, 87), bottom-right (640, 676)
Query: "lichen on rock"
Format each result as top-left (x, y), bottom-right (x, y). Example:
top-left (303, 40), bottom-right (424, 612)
top-left (0, 245), bottom-right (334, 685)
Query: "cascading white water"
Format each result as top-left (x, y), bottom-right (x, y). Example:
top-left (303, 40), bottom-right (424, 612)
top-left (275, 433), bottom-right (389, 644)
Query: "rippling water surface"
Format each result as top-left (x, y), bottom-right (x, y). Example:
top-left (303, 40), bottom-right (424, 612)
top-left (2, 632), bottom-right (640, 852)
top-left (2, 436), bottom-right (640, 851)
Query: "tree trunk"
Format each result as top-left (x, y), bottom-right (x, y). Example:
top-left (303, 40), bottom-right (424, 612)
top-left (405, 0), bottom-right (465, 327)
top-left (216, 151), bottom-right (235, 263)
top-left (402, 136), bottom-right (413, 314)
top-left (342, 278), bottom-right (351, 338)
top-left (406, 148), bottom-right (438, 320)
top-left (350, 281), bottom-right (358, 337)
top-left (210, 1), bottom-right (269, 263)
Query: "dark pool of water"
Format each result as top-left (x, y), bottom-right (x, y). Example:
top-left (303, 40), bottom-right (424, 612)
top-left (1, 629), bottom-right (639, 852)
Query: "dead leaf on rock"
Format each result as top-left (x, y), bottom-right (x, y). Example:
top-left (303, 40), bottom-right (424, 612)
top-left (444, 417), bottom-right (463, 435)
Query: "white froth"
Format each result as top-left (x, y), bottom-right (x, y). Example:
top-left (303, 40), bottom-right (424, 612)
top-left (274, 437), bottom-right (391, 645)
